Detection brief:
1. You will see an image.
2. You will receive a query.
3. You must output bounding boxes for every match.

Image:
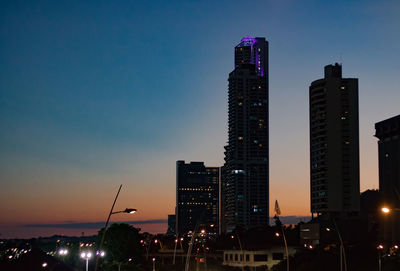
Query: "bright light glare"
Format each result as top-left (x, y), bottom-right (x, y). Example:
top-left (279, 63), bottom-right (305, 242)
top-left (42, 262), bottom-right (48, 267)
top-left (59, 249), bottom-right (68, 255)
top-left (382, 207), bottom-right (390, 214)
top-left (81, 252), bottom-right (92, 259)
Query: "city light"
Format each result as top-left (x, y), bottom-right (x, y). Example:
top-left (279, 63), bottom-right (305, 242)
top-left (58, 249), bottom-right (68, 255)
top-left (81, 252), bottom-right (92, 259)
top-left (382, 207), bottom-right (390, 214)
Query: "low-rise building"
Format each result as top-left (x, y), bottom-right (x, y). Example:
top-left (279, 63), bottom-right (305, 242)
top-left (223, 247), bottom-right (297, 270)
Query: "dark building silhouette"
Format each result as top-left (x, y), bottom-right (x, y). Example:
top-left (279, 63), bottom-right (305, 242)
top-left (167, 214), bottom-right (176, 235)
top-left (375, 115), bottom-right (400, 243)
top-left (222, 36), bottom-right (269, 232)
top-left (176, 161), bottom-right (219, 235)
top-left (309, 63), bottom-right (360, 218)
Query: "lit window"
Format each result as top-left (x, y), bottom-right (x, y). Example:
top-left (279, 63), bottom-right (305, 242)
top-left (340, 86), bottom-right (346, 90)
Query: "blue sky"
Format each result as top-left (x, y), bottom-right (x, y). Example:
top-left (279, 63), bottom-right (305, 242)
top-left (1, 0), bottom-right (399, 238)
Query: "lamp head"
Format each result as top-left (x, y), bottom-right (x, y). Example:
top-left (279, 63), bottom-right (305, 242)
top-left (124, 208), bottom-right (137, 214)
top-left (382, 207), bottom-right (390, 214)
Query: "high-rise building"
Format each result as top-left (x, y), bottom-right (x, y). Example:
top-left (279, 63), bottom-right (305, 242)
top-left (176, 161), bottom-right (219, 235)
top-left (375, 115), bottom-right (400, 243)
top-left (222, 37), bottom-right (269, 232)
top-left (167, 214), bottom-right (176, 235)
top-left (309, 63), bottom-right (360, 218)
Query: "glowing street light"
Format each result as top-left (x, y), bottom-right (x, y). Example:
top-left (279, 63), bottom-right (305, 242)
top-left (382, 207), bottom-right (390, 214)
top-left (96, 250), bottom-right (106, 257)
top-left (81, 252), bottom-right (92, 271)
top-left (154, 239), bottom-right (163, 249)
top-left (112, 208), bottom-right (137, 215)
top-left (118, 258), bottom-right (132, 271)
top-left (95, 185), bottom-right (137, 271)
top-left (377, 244), bottom-right (384, 271)
top-left (58, 249), bottom-right (68, 256)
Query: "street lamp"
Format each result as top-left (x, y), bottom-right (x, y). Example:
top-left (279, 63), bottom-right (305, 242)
top-left (58, 249), bottom-right (68, 256)
top-left (81, 252), bottom-right (93, 271)
top-left (152, 257), bottom-right (156, 271)
top-left (377, 244), bottom-right (384, 271)
top-left (112, 208), bottom-right (137, 215)
top-left (118, 258), bottom-right (133, 271)
top-left (94, 185), bottom-right (137, 271)
top-left (382, 207), bottom-right (390, 214)
top-left (96, 250), bottom-right (106, 257)
top-left (154, 239), bottom-right (163, 249)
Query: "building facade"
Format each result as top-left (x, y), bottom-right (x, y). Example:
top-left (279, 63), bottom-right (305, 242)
top-left (223, 248), bottom-right (296, 270)
top-left (375, 115), bottom-right (400, 243)
top-left (176, 161), bottom-right (219, 235)
top-left (309, 63), bottom-right (360, 218)
top-left (167, 214), bottom-right (176, 235)
top-left (222, 37), bottom-right (269, 231)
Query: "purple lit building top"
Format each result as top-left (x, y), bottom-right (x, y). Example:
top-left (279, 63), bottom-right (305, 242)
top-left (237, 36), bottom-right (257, 47)
top-left (234, 36), bottom-right (268, 77)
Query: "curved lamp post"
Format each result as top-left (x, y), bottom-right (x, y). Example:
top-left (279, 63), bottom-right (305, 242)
top-left (118, 258), bottom-right (133, 271)
top-left (94, 185), bottom-right (137, 271)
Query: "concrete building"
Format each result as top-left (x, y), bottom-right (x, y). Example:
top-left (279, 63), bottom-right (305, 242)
top-left (222, 36), bottom-right (269, 232)
top-left (223, 248), bottom-right (296, 270)
top-left (375, 115), bottom-right (400, 243)
top-left (176, 161), bottom-right (219, 235)
top-left (309, 63), bottom-right (360, 218)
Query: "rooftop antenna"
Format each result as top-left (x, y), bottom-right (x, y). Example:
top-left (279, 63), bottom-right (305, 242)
top-left (338, 52), bottom-right (343, 65)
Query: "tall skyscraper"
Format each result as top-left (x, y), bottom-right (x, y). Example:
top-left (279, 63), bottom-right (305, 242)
top-left (222, 37), bottom-right (269, 232)
top-left (375, 115), bottom-right (400, 243)
top-left (309, 63), bottom-right (360, 218)
top-left (176, 161), bottom-right (219, 235)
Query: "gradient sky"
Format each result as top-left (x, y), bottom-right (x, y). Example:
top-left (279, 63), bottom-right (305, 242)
top-left (1, 0), bottom-right (399, 238)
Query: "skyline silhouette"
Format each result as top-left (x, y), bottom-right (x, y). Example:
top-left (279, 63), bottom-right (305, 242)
top-left (1, 0), bottom-right (399, 238)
